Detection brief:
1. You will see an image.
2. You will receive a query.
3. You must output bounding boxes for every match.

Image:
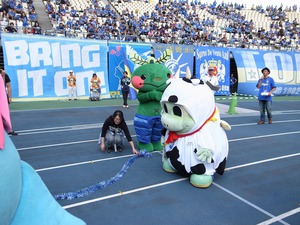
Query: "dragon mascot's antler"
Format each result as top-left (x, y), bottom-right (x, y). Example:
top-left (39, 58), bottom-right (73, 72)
top-left (130, 49), bottom-right (172, 65)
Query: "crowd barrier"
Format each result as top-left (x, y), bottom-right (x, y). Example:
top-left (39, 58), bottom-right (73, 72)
top-left (1, 33), bottom-right (299, 100)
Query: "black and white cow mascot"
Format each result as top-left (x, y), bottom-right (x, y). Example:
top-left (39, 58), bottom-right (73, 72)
top-left (161, 74), bottom-right (230, 188)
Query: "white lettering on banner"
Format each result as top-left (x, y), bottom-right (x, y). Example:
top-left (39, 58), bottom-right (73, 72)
top-left (17, 70), bottom-right (28, 96)
top-left (196, 49), bottom-right (229, 60)
top-left (29, 42), bottom-right (52, 67)
top-left (14, 69), bottom-right (106, 97)
top-left (76, 71), bottom-right (93, 96)
top-left (4, 40), bottom-right (30, 66)
top-left (61, 44), bottom-right (81, 68)
top-left (54, 71), bottom-right (68, 96)
top-left (196, 49), bottom-right (207, 60)
top-left (28, 70), bottom-right (47, 96)
top-left (222, 50), bottom-right (229, 60)
top-left (17, 69), bottom-right (47, 96)
top-left (52, 43), bottom-right (61, 67)
top-left (237, 51), bottom-right (300, 84)
top-left (4, 40), bottom-right (101, 69)
top-left (274, 87), bottom-right (300, 95)
top-left (82, 45), bottom-right (101, 68)
top-left (263, 53), bottom-right (294, 83)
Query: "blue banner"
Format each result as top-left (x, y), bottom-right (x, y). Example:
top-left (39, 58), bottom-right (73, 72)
top-left (152, 43), bottom-right (194, 78)
top-left (195, 46), bottom-right (230, 95)
top-left (108, 42), bottom-right (151, 98)
top-left (1, 33), bottom-right (109, 99)
top-left (231, 49), bottom-right (300, 96)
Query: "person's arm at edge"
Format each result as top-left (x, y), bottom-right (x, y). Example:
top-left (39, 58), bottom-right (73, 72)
top-left (6, 82), bottom-right (12, 103)
top-left (128, 140), bottom-right (139, 155)
top-left (122, 122), bottom-right (139, 154)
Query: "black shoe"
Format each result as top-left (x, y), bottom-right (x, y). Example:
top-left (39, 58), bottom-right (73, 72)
top-left (117, 146), bottom-right (123, 152)
top-left (8, 131), bottom-right (18, 135)
top-left (106, 146), bottom-right (113, 153)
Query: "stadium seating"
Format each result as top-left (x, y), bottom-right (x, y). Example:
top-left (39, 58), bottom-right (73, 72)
top-left (0, 0), bottom-right (299, 51)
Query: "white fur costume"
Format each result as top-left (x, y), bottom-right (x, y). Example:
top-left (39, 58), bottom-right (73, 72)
top-left (161, 78), bottom-right (229, 177)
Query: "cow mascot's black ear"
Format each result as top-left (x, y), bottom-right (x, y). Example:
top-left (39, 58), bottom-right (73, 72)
top-left (205, 80), bottom-right (221, 92)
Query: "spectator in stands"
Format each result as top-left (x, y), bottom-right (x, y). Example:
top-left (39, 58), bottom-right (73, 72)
top-left (45, 0), bottom-right (55, 21)
top-left (23, 0), bottom-right (298, 51)
top-left (0, 2), bottom-right (9, 14)
top-left (5, 22), bottom-right (17, 33)
top-left (0, 17), bottom-right (9, 29)
top-left (65, 24), bottom-right (73, 37)
top-left (86, 23), bottom-right (95, 38)
top-left (72, 20), bottom-right (81, 31)
top-left (8, 1), bottom-right (17, 11)
top-left (15, 2), bottom-right (23, 15)
top-left (7, 8), bottom-right (16, 20)
top-left (31, 21), bottom-right (41, 34)
top-left (70, 6), bottom-right (78, 17)
top-left (56, 22), bottom-right (65, 34)
top-left (29, 10), bottom-right (37, 22)
top-left (58, 4), bottom-right (66, 17)
top-left (220, 34), bottom-right (228, 44)
top-left (20, 11), bottom-right (29, 34)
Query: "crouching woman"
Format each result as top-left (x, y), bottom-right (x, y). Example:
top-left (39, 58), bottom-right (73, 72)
top-left (100, 110), bottom-right (139, 154)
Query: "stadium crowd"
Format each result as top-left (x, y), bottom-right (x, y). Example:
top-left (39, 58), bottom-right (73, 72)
top-left (0, 0), bottom-right (299, 50)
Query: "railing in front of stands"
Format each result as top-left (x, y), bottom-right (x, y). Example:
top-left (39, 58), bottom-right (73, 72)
top-left (1, 29), bottom-right (299, 52)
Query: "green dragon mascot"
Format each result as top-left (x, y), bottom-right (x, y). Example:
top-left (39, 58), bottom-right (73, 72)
top-left (131, 49), bottom-right (172, 152)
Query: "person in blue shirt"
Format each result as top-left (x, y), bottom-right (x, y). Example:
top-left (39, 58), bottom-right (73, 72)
top-left (256, 67), bottom-right (276, 124)
top-left (70, 6), bottom-right (77, 17)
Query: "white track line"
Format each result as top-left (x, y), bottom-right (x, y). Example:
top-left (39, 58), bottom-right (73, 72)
top-left (231, 119), bottom-right (300, 127)
top-left (63, 178), bottom-right (187, 209)
top-left (257, 207), bottom-right (300, 225)
top-left (15, 119), bottom-right (300, 223)
top-left (59, 152), bottom-right (299, 208)
top-left (226, 153), bottom-right (300, 171)
top-left (17, 130), bottom-right (300, 151)
top-left (229, 131), bottom-right (300, 142)
top-left (213, 183), bottom-right (290, 225)
top-left (18, 139), bottom-right (98, 151)
top-left (36, 154), bottom-right (135, 172)
top-left (11, 119), bottom-right (300, 136)
top-left (60, 153), bottom-right (300, 225)
top-left (13, 121), bottom-right (134, 135)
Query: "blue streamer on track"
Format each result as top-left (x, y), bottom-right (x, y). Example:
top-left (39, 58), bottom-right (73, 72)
top-left (54, 150), bottom-right (152, 200)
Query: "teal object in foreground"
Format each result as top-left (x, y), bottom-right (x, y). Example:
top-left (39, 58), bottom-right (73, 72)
top-left (0, 133), bottom-right (86, 225)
